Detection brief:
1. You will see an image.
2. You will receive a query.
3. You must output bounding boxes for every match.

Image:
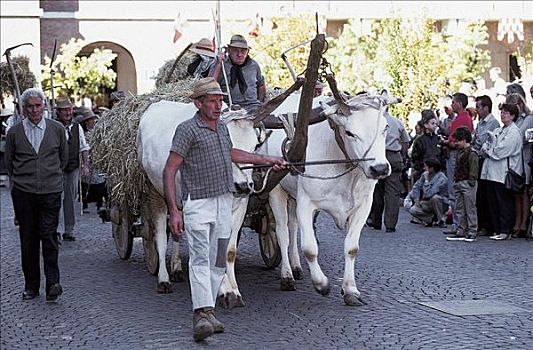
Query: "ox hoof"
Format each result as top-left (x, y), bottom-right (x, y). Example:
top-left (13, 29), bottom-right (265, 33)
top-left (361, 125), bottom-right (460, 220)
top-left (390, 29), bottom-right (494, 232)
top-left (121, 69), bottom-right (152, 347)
top-left (292, 267), bottom-right (304, 280)
top-left (217, 293), bottom-right (245, 309)
top-left (170, 270), bottom-right (185, 283)
top-left (343, 293), bottom-right (366, 306)
top-left (280, 277), bottom-right (296, 291)
top-left (313, 283), bottom-right (330, 296)
top-left (157, 281), bottom-right (173, 294)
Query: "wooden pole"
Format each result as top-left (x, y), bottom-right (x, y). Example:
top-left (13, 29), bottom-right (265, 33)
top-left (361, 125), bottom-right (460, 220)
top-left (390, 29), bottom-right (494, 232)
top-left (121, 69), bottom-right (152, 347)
top-left (260, 33), bottom-right (326, 194)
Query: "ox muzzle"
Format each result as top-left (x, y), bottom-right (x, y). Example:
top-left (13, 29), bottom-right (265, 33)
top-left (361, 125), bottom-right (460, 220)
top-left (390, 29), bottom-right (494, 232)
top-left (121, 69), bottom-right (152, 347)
top-left (234, 181), bottom-right (253, 197)
top-left (369, 163), bottom-right (391, 179)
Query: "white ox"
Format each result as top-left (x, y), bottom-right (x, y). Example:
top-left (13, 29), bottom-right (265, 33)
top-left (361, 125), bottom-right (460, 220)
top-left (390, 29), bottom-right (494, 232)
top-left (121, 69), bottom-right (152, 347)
top-left (137, 100), bottom-right (259, 293)
top-left (218, 92), bottom-right (393, 306)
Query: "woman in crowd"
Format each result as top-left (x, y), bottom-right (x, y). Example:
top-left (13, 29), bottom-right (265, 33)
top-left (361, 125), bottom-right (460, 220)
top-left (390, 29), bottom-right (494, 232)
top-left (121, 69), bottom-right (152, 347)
top-left (505, 93), bottom-right (533, 237)
top-left (480, 103), bottom-right (523, 240)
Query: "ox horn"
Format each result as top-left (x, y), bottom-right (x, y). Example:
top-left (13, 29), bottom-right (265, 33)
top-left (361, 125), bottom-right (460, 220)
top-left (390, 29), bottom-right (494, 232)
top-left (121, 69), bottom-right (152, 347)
top-left (252, 78), bottom-right (305, 126)
top-left (325, 74), bottom-right (350, 116)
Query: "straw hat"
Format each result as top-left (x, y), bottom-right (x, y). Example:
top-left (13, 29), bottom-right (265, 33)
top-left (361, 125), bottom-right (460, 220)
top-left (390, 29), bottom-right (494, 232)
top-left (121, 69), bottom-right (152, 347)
top-left (110, 91), bottom-right (126, 102)
top-left (74, 109), bottom-right (98, 124)
top-left (191, 77), bottom-right (227, 99)
top-left (0, 107), bottom-right (14, 117)
top-left (190, 38), bottom-right (216, 58)
top-left (55, 97), bottom-right (74, 109)
top-left (227, 34), bottom-right (250, 50)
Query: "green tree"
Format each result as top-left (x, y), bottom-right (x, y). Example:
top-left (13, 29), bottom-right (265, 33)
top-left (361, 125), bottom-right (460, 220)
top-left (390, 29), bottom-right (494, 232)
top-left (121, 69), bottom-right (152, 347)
top-left (327, 18), bottom-right (490, 125)
top-left (251, 15), bottom-right (317, 89)
top-left (41, 38), bottom-right (117, 103)
top-left (0, 55), bottom-right (37, 103)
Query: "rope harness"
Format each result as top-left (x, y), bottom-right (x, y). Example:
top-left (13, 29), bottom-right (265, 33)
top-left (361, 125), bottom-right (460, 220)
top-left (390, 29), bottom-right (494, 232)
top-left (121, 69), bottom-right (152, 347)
top-left (243, 94), bottom-right (387, 193)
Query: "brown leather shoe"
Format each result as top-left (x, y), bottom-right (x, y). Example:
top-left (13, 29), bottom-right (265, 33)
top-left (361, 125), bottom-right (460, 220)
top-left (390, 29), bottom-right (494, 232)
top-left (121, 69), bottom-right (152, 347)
top-left (205, 308), bottom-right (224, 333)
top-left (193, 309), bottom-right (214, 341)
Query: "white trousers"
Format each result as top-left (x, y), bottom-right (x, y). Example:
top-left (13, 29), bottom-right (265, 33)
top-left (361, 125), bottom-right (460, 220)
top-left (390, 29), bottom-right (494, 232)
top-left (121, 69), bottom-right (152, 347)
top-left (58, 169), bottom-right (79, 234)
top-left (184, 192), bottom-right (232, 310)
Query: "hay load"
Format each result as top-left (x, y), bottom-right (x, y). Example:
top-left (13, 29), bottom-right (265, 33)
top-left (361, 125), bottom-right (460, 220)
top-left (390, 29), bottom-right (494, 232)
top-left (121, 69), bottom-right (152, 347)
top-left (89, 77), bottom-right (197, 214)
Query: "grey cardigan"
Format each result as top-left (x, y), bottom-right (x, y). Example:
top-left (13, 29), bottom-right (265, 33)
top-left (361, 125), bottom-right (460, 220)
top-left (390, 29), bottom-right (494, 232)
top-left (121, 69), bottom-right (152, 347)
top-left (5, 118), bottom-right (68, 194)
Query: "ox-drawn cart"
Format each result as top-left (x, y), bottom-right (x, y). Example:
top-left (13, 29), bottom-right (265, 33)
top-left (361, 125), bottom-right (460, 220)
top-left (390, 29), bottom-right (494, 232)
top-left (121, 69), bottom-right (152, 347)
top-left (106, 32), bottom-right (327, 278)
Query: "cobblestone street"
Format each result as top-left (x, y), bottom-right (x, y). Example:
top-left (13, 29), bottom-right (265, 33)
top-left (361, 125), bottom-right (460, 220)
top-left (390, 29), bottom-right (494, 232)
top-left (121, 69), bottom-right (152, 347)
top-left (1, 186), bottom-right (532, 349)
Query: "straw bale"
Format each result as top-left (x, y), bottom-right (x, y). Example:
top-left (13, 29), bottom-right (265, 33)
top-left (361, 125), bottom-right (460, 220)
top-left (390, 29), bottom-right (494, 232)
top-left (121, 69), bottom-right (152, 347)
top-left (88, 78), bottom-right (196, 214)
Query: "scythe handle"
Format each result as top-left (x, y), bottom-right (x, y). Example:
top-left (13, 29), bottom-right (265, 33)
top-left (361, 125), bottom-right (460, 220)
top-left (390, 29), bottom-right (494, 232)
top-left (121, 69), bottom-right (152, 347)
top-left (165, 43), bottom-right (192, 83)
top-left (5, 53), bottom-right (23, 116)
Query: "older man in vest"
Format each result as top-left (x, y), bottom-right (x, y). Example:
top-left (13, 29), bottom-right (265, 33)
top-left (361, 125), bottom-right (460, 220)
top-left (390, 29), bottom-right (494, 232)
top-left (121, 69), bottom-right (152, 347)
top-left (55, 98), bottom-right (90, 241)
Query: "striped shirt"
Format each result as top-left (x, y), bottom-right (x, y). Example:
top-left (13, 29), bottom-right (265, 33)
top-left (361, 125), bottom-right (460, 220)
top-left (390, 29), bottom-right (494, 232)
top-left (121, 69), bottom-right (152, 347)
top-left (23, 117), bottom-right (46, 153)
top-left (170, 112), bottom-right (235, 200)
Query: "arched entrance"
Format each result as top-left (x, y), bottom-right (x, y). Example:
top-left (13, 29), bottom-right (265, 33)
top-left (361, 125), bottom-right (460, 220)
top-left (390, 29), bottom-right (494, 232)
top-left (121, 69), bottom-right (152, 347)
top-left (80, 41), bottom-right (137, 106)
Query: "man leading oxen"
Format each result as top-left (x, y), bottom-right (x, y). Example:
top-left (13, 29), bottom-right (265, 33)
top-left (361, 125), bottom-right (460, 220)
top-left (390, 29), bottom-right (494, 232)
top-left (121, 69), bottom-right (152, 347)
top-left (151, 78), bottom-right (285, 341)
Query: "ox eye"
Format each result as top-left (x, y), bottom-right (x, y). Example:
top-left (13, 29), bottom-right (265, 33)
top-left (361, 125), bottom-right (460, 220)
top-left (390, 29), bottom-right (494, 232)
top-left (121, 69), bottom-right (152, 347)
top-left (346, 130), bottom-right (355, 138)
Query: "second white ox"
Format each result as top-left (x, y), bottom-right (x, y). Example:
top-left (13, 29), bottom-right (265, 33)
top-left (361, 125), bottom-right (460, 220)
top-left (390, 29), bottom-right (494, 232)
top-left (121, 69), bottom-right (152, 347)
top-left (219, 92), bottom-right (393, 306)
top-left (137, 100), bottom-right (259, 293)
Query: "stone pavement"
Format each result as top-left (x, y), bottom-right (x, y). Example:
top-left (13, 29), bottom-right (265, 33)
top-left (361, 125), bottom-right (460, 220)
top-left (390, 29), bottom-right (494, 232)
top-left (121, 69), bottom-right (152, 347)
top-left (1, 186), bottom-right (532, 349)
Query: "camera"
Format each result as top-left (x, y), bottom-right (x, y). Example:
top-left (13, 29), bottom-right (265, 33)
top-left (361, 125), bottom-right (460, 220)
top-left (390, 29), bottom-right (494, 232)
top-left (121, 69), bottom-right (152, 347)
top-left (526, 128), bottom-right (533, 143)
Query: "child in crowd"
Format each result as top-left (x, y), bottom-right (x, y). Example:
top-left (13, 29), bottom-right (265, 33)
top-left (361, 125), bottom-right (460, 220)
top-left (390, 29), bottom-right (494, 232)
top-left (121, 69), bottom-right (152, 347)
top-left (446, 126), bottom-right (479, 242)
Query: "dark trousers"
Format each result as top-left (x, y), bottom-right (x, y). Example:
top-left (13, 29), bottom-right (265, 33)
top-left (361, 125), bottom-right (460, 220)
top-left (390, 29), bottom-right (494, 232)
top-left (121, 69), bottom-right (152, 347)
top-left (476, 158), bottom-right (493, 233)
top-left (371, 151), bottom-right (403, 229)
top-left (11, 188), bottom-right (62, 293)
top-left (485, 180), bottom-right (515, 235)
top-left (477, 179), bottom-right (493, 233)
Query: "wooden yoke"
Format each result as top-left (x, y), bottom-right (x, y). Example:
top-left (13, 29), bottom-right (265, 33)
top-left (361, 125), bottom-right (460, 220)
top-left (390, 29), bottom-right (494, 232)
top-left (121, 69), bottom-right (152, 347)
top-left (260, 33), bottom-right (326, 194)
top-left (252, 77), bottom-right (304, 125)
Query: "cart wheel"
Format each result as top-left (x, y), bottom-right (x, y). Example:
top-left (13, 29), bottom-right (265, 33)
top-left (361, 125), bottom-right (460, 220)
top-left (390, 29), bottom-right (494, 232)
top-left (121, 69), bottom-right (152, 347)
top-left (143, 238), bottom-right (159, 276)
top-left (112, 208), bottom-right (133, 260)
top-left (258, 203), bottom-right (282, 269)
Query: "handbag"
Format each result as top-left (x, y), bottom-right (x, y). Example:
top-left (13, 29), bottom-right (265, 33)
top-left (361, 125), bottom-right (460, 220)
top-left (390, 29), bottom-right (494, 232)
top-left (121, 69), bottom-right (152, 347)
top-left (505, 157), bottom-right (525, 193)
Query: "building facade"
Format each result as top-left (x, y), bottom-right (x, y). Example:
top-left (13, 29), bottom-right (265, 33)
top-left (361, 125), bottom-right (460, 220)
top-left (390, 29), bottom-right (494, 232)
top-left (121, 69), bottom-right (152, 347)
top-left (1, 1), bottom-right (532, 100)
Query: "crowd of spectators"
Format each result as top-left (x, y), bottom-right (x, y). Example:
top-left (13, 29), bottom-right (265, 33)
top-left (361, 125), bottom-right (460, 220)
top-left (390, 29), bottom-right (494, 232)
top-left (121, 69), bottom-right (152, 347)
top-left (398, 81), bottom-right (533, 242)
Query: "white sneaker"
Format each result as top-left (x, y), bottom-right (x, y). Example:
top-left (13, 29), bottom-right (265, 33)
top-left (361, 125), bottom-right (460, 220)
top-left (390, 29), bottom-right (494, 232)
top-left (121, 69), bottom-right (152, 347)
top-left (446, 234), bottom-right (466, 241)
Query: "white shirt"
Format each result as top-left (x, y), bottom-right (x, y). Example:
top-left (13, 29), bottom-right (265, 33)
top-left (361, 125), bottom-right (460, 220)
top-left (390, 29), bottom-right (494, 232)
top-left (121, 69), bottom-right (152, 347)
top-left (23, 117), bottom-right (46, 153)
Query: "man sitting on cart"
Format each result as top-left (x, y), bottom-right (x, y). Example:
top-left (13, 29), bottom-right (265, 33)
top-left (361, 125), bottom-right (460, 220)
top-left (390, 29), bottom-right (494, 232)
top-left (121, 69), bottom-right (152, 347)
top-left (163, 77), bottom-right (286, 341)
top-left (211, 34), bottom-right (266, 113)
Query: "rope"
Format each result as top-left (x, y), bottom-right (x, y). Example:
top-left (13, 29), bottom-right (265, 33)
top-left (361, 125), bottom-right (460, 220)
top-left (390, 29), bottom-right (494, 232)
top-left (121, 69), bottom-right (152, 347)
top-left (288, 163), bottom-right (356, 180)
top-left (246, 167), bottom-right (273, 194)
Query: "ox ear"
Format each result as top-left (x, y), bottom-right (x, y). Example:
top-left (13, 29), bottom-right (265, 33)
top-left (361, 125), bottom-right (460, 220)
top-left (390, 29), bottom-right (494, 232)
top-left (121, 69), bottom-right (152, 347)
top-left (319, 101), bottom-right (339, 117)
top-left (381, 89), bottom-right (402, 105)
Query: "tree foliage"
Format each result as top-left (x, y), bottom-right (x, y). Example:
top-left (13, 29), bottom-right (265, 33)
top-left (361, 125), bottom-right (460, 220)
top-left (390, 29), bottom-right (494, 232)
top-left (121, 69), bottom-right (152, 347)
top-left (40, 38), bottom-right (117, 102)
top-left (327, 18), bottom-right (490, 125)
top-left (0, 55), bottom-right (37, 101)
top-left (250, 15), bottom-right (317, 89)
top-left (246, 16), bottom-right (490, 125)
